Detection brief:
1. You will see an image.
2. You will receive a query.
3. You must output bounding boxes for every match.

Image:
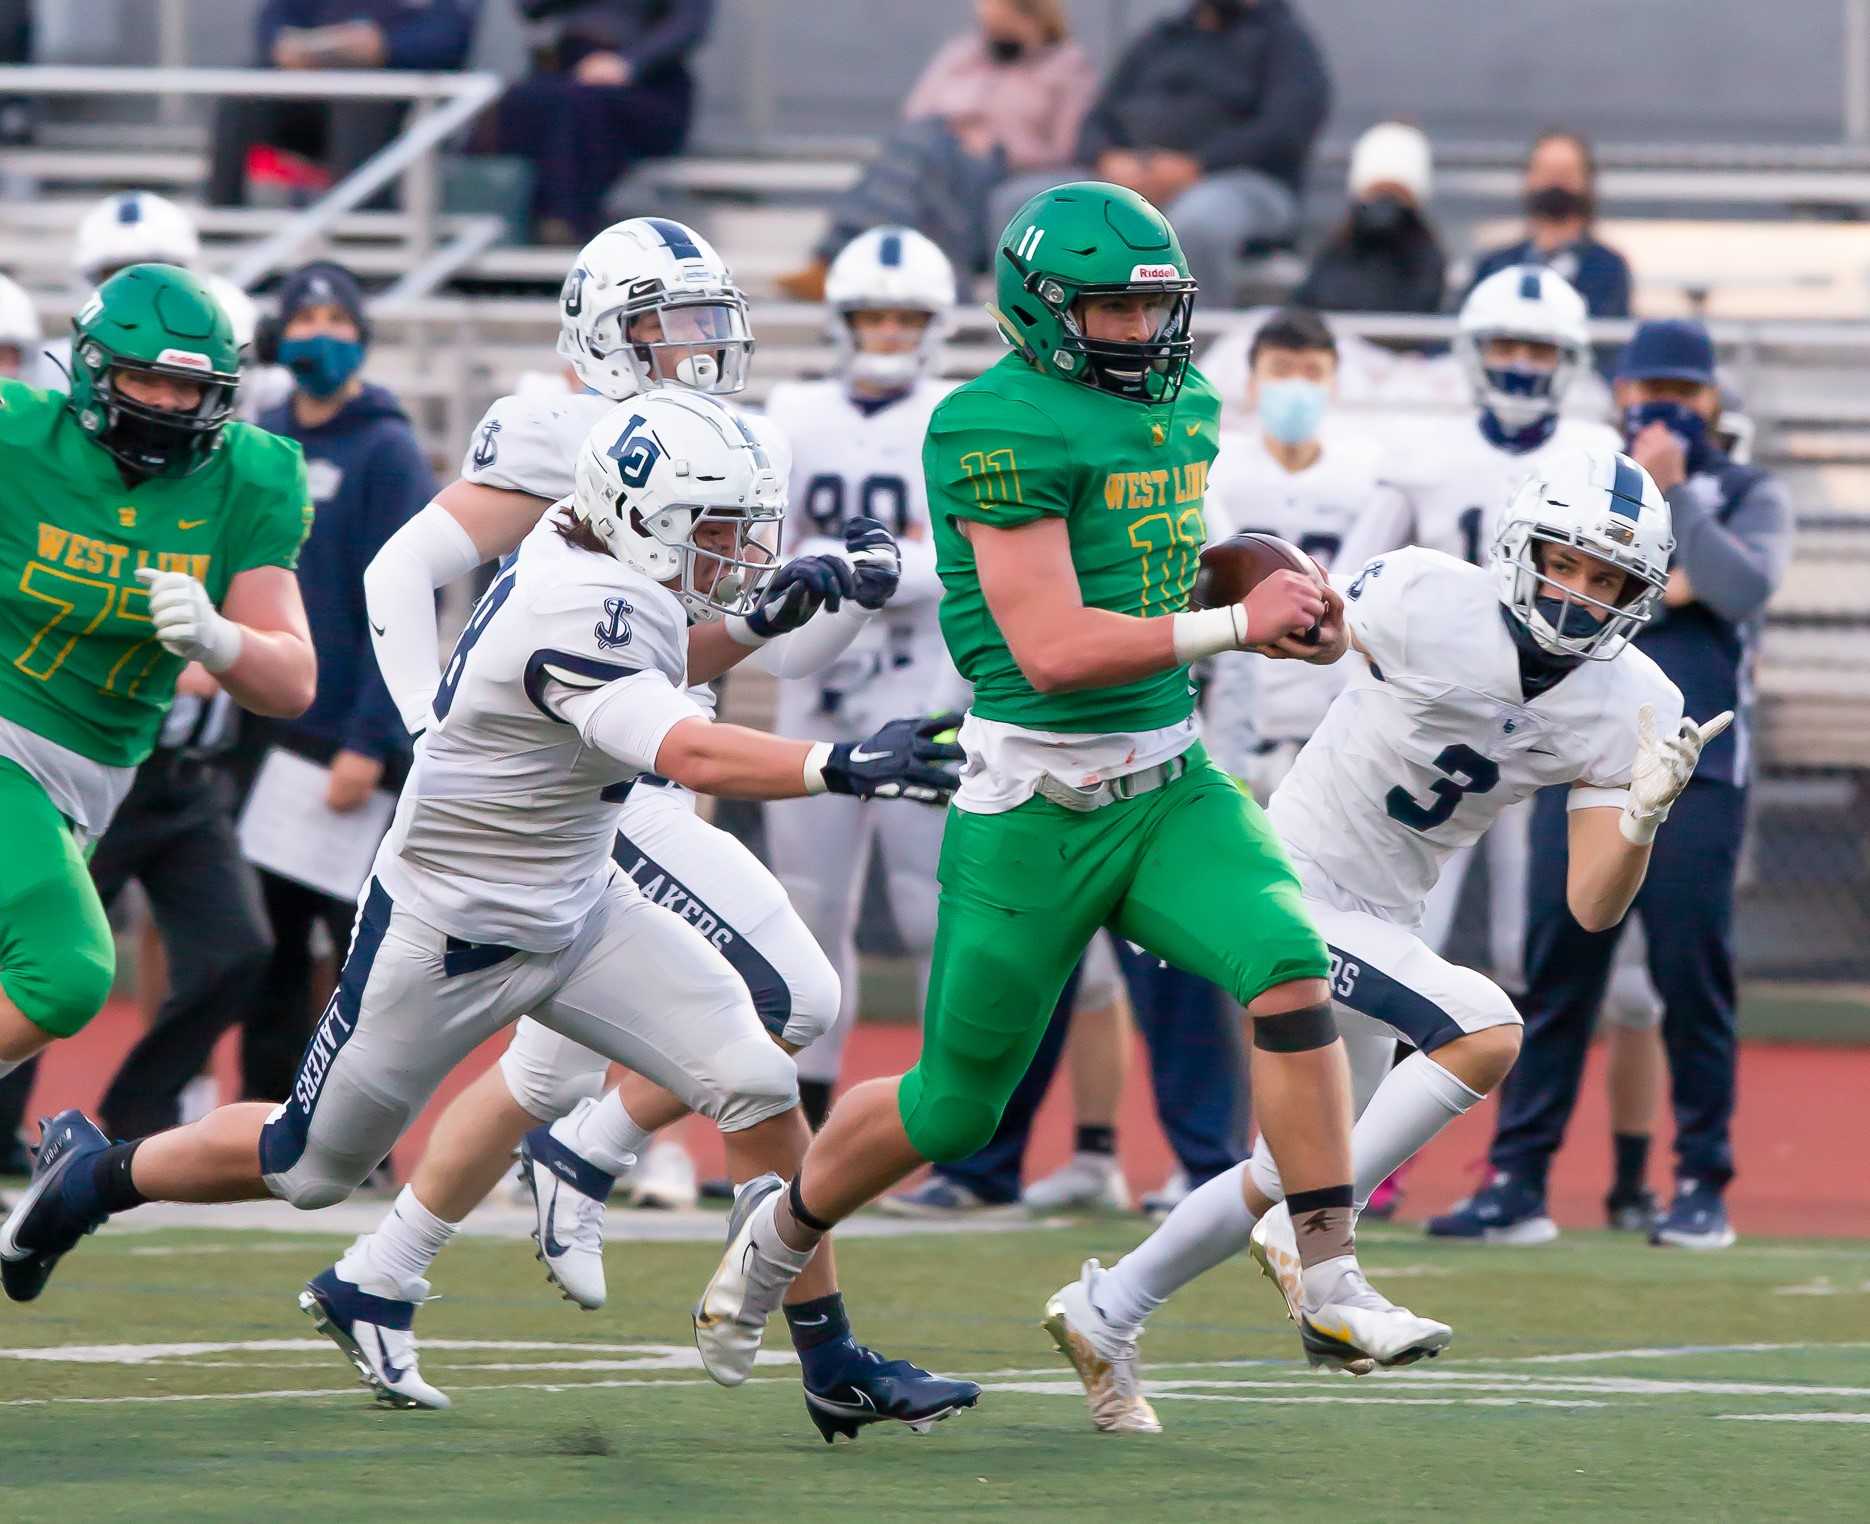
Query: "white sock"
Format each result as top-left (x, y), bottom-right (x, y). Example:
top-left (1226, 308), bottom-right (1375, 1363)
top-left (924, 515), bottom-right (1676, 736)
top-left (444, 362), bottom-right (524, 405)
top-left (1351, 1051), bottom-right (1483, 1209)
top-left (1093, 1162), bottom-right (1259, 1336)
top-left (0, 1057), bottom-right (20, 1082)
top-left (347, 1186), bottom-right (456, 1291)
top-left (551, 1089), bottom-right (651, 1177)
top-left (748, 1189), bottom-right (813, 1271)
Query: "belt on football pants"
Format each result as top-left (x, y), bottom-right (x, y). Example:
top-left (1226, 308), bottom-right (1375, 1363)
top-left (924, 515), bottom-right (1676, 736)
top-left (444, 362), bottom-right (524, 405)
top-left (1033, 752), bottom-right (1189, 813)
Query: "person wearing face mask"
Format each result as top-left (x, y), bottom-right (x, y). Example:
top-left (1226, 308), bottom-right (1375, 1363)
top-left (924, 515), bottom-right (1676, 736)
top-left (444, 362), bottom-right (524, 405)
top-left (239, 261), bottom-right (432, 1105)
top-left (1467, 130), bottom-right (1632, 320)
top-left (1437, 318), bottom-right (1792, 1251)
top-left (1292, 122), bottom-right (1446, 317)
top-left (778, 0), bottom-right (1093, 298)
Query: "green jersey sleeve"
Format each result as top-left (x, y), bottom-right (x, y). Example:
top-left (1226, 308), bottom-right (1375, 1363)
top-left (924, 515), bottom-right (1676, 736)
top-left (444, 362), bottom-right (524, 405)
top-left (924, 389), bottom-right (1075, 530)
top-left (222, 424), bottom-right (314, 575)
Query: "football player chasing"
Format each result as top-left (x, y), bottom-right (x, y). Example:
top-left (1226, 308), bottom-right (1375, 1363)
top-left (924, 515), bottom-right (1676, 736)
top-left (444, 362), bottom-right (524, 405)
top-left (0, 393), bottom-right (975, 1434)
top-left (0, 267), bottom-right (314, 1113)
top-left (1046, 447), bottom-right (1731, 1429)
top-left (691, 183), bottom-right (1450, 1431)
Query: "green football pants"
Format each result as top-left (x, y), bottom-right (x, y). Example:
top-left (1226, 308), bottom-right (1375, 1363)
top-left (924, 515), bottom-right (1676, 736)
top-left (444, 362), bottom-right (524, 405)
top-left (0, 758), bottom-right (115, 1038)
top-left (898, 747), bottom-right (1327, 1162)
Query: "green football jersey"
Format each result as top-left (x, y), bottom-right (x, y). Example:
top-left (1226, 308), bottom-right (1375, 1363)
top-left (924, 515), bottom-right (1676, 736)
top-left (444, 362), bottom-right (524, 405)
top-left (926, 352), bottom-right (1222, 733)
top-left (0, 378), bottom-right (312, 767)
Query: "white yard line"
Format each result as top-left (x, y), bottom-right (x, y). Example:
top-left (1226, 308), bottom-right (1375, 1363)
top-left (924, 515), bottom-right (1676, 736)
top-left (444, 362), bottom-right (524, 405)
top-left (1717, 1412), bottom-right (1870, 1424)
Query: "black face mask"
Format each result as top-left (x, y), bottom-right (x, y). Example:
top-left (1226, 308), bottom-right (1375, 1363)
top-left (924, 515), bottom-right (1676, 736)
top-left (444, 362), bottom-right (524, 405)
top-left (1350, 194), bottom-right (1414, 246)
top-left (986, 36), bottom-right (1027, 62)
top-left (1526, 185), bottom-right (1590, 221)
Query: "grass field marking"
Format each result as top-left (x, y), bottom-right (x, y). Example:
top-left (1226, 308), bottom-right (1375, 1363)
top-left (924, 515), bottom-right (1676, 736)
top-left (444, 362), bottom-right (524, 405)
top-left (0, 1338), bottom-right (799, 1368)
top-left (126, 1242), bottom-right (340, 1258)
top-left (987, 1382), bottom-right (1609, 1410)
top-left (1774, 1277), bottom-right (1870, 1296)
top-left (1717, 1412), bottom-right (1870, 1424)
top-left (1502, 1341), bottom-right (1870, 1363)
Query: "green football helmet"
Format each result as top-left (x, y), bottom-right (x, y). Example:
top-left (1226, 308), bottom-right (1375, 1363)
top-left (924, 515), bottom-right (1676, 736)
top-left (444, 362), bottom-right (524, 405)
top-left (990, 181), bottom-right (1197, 404)
top-left (68, 263), bottom-right (242, 478)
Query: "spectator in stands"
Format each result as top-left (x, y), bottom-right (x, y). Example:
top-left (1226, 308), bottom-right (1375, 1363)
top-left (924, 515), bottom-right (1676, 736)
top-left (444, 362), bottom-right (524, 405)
top-left (1436, 319), bottom-right (1793, 1252)
top-left (496, 1), bottom-right (713, 243)
top-left (208, 2), bottom-right (483, 208)
top-left (986, 0), bottom-right (1331, 298)
top-left (1291, 121), bottom-right (1445, 314)
top-left (777, 0), bottom-right (1094, 299)
top-left (1466, 130), bottom-right (1632, 318)
top-left (238, 263), bottom-right (429, 1103)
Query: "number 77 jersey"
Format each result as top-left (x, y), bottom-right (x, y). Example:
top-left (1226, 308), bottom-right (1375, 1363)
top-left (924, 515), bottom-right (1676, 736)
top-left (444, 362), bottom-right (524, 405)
top-left (924, 351), bottom-right (1221, 734)
top-left (1268, 546), bottom-right (1684, 924)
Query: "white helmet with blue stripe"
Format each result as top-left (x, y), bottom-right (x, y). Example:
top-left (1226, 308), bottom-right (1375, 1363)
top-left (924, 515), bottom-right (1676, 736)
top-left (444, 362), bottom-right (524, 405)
top-left (74, 191), bottom-right (201, 287)
top-left (824, 225), bottom-right (955, 391)
top-left (572, 386), bottom-right (783, 621)
top-left (1457, 263), bottom-right (1589, 435)
top-left (1492, 446), bottom-right (1674, 661)
top-left (557, 217), bottom-right (754, 400)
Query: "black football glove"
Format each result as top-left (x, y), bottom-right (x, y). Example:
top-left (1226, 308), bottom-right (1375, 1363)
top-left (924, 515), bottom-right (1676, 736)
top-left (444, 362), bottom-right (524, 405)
top-left (843, 515), bottom-right (902, 611)
top-left (820, 712), bottom-right (965, 803)
top-left (743, 554), bottom-right (857, 640)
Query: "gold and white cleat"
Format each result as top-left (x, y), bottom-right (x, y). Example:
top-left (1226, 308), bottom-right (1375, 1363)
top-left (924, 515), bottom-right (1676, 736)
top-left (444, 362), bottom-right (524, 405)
top-left (1250, 1202), bottom-right (1450, 1374)
top-left (1041, 1259), bottom-right (1162, 1435)
top-left (692, 1173), bottom-right (796, 1388)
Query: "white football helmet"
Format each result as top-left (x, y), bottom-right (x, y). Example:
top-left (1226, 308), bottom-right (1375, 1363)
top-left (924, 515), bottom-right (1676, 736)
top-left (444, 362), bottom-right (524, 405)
top-left (557, 217), bottom-right (753, 400)
top-left (1492, 446), bottom-right (1674, 661)
top-left (0, 273), bottom-right (41, 365)
top-left (74, 191), bottom-right (201, 287)
top-left (571, 386), bottom-right (783, 622)
top-left (1456, 264), bottom-right (1589, 434)
top-left (824, 225), bottom-right (955, 391)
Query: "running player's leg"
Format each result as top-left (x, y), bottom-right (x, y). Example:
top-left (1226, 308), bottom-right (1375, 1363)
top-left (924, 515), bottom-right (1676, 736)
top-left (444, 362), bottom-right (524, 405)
top-left (0, 761), bottom-right (116, 1070)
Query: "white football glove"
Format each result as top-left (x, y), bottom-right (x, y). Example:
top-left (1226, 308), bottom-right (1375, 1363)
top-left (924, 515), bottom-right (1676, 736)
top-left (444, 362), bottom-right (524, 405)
top-left (135, 568), bottom-right (244, 674)
top-left (1620, 703), bottom-right (1733, 844)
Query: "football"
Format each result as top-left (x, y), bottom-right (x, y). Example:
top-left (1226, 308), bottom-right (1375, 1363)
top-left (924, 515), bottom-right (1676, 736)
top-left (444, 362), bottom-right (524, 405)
top-left (1191, 531), bottom-right (1328, 642)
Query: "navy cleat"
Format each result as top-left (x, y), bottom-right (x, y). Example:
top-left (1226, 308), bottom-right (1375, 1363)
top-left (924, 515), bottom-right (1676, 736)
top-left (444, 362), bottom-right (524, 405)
top-left (299, 1260), bottom-right (450, 1410)
top-left (1425, 1171), bottom-right (1558, 1245)
top-left (802, 1343), bottom-right (981, 1443)
top-left (0, 1110), bottom-right (110, 1302)
top-left (1650, 1179), bottom-right (1736, 1250)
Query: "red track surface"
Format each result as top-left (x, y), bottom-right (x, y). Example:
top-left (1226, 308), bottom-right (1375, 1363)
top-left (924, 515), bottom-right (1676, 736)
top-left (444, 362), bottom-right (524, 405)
top-left (27, 1004), bottom-right (1870, 1238)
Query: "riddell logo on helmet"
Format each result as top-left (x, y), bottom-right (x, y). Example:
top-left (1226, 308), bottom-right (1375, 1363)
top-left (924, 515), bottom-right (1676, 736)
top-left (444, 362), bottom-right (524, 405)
top-left (1130, 264), bottom-right (1179, 281)
top-left (155, 348), bottom-right (212, 372)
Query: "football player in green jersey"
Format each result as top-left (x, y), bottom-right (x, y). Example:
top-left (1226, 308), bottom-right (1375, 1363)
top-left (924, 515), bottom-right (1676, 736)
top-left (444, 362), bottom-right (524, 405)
top-left (0, 264), bottom-right (315, 1086)
top-left (695, 183), bottom-right (1452, 1424)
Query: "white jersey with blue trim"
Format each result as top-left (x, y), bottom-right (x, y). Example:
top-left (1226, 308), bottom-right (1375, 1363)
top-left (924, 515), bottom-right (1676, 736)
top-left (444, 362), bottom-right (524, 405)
top-left (1268, 547), bottom-right (1683, 923)
top-left (373, 512), bottom-right (703, 952)
top-left (1339, 414), bottom-right (1622, 574)
top-left (763, 377), bottom-right (956, 731)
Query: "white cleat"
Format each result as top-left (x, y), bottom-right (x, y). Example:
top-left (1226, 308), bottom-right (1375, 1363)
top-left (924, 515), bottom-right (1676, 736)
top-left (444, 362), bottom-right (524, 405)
top-left (1023, 1153), bottom-right (1132, 1214)
top-left (692, 1174), bottom-right (802, 1388)
top-left (300, 1259), bottom-right (450, 1411)
top-left (621, 1138), bottom-right (698, 1211)
top-left (1250, 1203), bottom-right (1452, 1375)
top-left (1140, 1169), bottom-right (1189, 1220)
top-left (1041, 1259), bottom-right (1161, 1435)
top-left (516, 1109), bottom-right (617, 1311)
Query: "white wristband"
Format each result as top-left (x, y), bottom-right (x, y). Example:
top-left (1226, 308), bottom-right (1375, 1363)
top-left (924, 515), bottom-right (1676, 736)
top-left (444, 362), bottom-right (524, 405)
top-left (200, 615), bottom-right (244, 674)
top-left (724, 612), bottom-right (772, 649)
top-left (802, 741), bottom-right (833, 795)
top-left (1618, 806), bottom-right (1663, 845)
top-left (1172, 604), bottom-right (1248, 663)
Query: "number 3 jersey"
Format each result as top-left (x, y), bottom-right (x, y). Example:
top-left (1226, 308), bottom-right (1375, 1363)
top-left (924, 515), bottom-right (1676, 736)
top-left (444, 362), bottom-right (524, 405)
top-left (1268, 546), bottom-right (1683, 925)
top-left (763, 377), bottom-right (953, 732)
top-left (373, 513), bottom-right (706, 952)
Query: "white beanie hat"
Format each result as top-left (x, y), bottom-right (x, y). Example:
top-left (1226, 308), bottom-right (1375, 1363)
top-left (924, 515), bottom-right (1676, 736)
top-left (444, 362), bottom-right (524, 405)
top-left (1348, 121), bottom-right (1433, 204)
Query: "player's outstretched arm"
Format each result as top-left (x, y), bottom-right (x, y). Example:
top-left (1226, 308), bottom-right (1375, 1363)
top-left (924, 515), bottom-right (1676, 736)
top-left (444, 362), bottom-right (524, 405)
top-left (363, 479), bottom-right (544, 732)
top-left (654, 714), bottom-right (961, 803)
top-left (139, 564), bottom-right (317, 718)
top-left (972, 517), bottom-right (1324, 692)
top-left (1564, 704), bottom-right (1734, 931)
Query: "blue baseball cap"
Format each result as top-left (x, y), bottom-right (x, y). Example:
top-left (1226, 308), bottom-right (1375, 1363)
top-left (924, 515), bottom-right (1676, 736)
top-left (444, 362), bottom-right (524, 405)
top-left (1615, 318), bottom-right (1715, 385)
top-left (276, 260), bottom-right (370, 345)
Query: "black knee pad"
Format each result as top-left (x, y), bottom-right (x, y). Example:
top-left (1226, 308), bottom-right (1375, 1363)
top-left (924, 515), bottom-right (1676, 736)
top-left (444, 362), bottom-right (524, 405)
top-left (1252, 999), bottom-right (1338, 1053)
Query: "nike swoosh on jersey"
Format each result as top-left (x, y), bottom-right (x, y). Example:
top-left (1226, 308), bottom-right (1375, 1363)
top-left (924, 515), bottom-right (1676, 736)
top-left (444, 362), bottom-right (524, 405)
top-left (178, 518), bottom-right (208, 530)
top-left (370, 620), bottom-right (387, 637)
top-left (1186, 424), bottom-right (1201, 437)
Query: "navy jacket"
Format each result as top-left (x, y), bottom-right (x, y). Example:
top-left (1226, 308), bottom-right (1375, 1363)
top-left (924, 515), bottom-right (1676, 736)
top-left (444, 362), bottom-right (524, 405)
top-left (256, 1), bottom-right (481, 70)
top-left (1468, 236), bottom-right (1632, 319)
top-left (259, 383), bottom-right (434, 766)
top-left (1075, 0), bottom-right (1330, 194)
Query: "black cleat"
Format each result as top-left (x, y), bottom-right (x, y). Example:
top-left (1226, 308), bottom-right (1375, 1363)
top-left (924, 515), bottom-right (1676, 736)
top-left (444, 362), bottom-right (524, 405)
top-left (0, 1110), bottom-right (110, 1302)
top-left (802, 1344), bottom-right (981, 1443)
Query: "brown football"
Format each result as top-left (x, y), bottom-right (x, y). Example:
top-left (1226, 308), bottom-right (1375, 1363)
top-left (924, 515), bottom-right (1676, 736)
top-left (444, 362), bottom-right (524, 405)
top-left (1191, 531), bottom-right (1328, 642)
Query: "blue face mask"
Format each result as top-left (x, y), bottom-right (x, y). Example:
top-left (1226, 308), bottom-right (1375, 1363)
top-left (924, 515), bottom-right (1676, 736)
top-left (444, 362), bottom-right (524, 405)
top-left (1622, 398), bottom-right (1713, 475)
top-left (1533, 592), bottom-right (1606, 643)
top-left (279, 334), bottom-right (365, 400)
top-left (1257, 377), bottom-right (1329, 445)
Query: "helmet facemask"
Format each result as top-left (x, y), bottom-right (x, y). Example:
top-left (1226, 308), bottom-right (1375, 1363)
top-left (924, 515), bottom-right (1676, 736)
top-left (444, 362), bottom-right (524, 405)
top-left (1499, 528), bottom-right (1664, 662)
top-left (1458, 329), bottom-right (1582, 435)
top-left (1007, 261), bottom-right (1196, 403)
top-left (77, 346), bottom-right (238, 479)
top-left (834, 306), bottom-right (942, 393)
top-left (649, 497), bottom-right (782, 622)
top-left (585, 292), bottom-right (754, 398)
